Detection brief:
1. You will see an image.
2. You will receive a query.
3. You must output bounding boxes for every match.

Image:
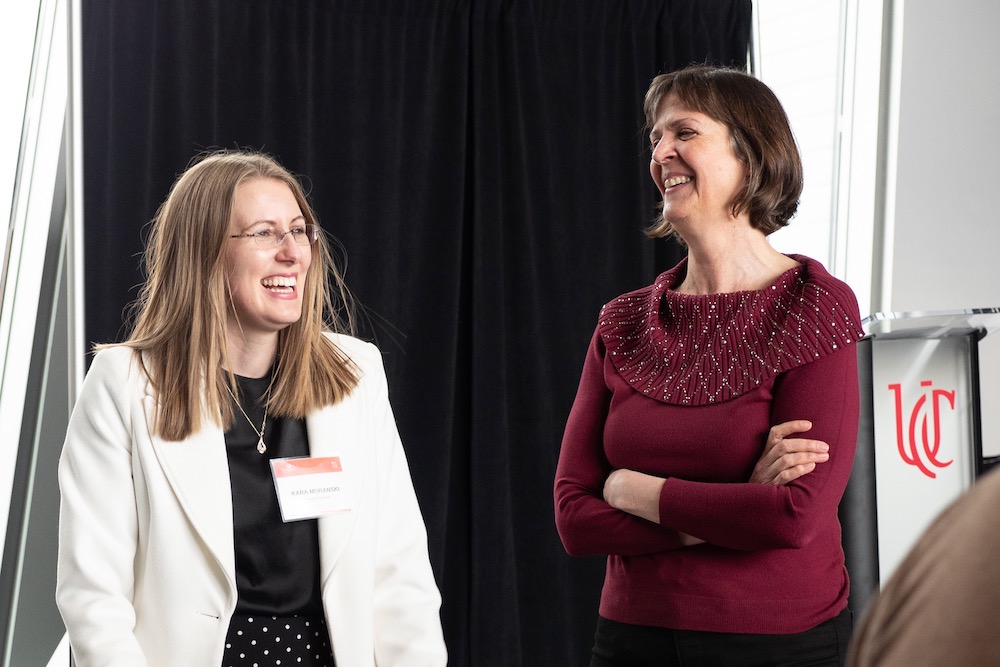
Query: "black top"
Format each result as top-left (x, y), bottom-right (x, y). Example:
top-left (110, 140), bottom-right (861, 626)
top-left (224, 372), bottom-right (324, 616)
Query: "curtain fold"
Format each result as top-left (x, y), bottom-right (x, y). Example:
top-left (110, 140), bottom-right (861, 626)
top-left (82, 1), bottom-right (751, 663)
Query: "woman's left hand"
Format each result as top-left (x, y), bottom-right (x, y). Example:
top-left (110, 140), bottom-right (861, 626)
top-left (750, 419), bottom-right (829, 486)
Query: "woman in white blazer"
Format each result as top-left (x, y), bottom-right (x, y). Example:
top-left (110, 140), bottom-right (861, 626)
top-left (56, 150), bottom-right (447, 666)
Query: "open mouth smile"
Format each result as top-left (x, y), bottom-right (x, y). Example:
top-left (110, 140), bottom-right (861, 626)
top-left (262, 276), bottom-right (296, 294)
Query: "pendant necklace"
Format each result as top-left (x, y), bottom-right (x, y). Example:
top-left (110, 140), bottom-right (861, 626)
top-left (225, 383), bottom-right (270, 454)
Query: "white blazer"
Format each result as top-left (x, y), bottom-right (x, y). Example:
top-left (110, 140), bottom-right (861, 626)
top-left (56, 334), bottom-right (447, 666)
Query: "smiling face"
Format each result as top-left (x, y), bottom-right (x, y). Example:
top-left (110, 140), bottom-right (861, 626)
top-left (648, 93), bottom-right (747, 237)
top-left (224, 177), bottom-right (312, 343)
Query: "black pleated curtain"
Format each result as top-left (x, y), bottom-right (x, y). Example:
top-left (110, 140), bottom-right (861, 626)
top-left (81, 1), bottom-right (751, 664)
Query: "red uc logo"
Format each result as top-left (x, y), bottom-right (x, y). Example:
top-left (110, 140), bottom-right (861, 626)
top-left (888, 380), bottom-right (955, 479)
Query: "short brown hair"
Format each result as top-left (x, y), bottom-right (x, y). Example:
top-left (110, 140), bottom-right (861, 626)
top-left (111, 149), bottom-right (359, 440)
top-left (643, 65), bottom-right (803, 239)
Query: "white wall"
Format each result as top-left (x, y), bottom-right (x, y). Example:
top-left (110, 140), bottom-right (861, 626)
top-left (885, 0), bottom-right (1000, 455)
top-left (755, 0), bottom-right (883, 319)
top-left (0, 3), bottom-right (39, 238)
top-left (887, 0), bottom-right (1000, 311)
top-left (755, 0), bottom-right (841, 273)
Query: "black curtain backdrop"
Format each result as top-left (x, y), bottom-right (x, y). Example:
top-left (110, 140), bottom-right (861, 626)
top-left (81, 2), bottom-right (750, 664)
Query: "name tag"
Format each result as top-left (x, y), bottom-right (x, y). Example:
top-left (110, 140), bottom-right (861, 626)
top-left (270, 456), bottom-right (353, 522)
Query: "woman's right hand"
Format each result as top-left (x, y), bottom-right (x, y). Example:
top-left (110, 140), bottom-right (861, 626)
top-left (749, 419), bottom-right (829, 486)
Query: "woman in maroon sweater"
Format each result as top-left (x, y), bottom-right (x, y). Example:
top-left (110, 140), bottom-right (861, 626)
top-left (554, 66), bottom-right (863, 666)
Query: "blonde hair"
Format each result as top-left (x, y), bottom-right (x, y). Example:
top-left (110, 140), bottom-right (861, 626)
top-left (109, 149), bottom-right (359, 440)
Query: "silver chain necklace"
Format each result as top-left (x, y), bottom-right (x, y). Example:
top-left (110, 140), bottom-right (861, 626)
top-left (224, 382), bottom-right (270, 454)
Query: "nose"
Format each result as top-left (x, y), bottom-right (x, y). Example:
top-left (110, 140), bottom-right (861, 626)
top-left (275, 232), bottom-right (305, 260)
top-left (651, 139), bottom-right (674, 165)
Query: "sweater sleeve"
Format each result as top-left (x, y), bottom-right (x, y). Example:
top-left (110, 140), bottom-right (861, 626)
top-left (657, 343), bottom-right (860, 550)
top-left (554, 330), bottom-right (685, 556)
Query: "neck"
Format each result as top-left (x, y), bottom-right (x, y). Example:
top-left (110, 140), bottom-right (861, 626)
top-left (678, 225), bottom-right (797, 295)
top-left (225, 330), bottom-right (279, 378)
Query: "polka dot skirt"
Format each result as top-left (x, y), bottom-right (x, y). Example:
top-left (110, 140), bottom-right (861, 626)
top-left (223, 613), bottom-right (335, 667)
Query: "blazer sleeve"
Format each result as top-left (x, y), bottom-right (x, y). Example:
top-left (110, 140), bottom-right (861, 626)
top-left (363, 347), bottom-right (448, 665)
top-left (56, 349), bottom-right (150, 666)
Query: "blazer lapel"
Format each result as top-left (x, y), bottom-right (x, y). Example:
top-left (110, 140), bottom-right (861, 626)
top-left (147, 395), bottom-right (236, 580)
top-left (308, 397), bottom-right (367, 586)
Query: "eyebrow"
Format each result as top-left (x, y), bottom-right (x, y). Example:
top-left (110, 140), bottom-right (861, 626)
top-left (659, 116), bottom-right (700, 129)
top-left (240, 215), bottom-right (307, 230)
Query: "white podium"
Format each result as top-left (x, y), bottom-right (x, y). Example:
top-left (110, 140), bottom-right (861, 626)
top-left (841, 307), bottom-right (1000, 618)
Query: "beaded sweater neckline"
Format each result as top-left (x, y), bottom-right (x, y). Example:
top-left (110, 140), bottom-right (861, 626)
top-left (598, 255), bottom-right (863, 406)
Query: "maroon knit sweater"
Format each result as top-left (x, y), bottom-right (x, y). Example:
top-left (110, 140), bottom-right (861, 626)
top-left (555, 255), bottom-right (864, 634)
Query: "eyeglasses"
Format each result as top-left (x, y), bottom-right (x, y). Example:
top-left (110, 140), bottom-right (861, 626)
top-left (228, 224), bottom-right (321, 248)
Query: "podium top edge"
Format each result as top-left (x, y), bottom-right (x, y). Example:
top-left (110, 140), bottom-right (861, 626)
top-left (862, 307), bottom-right (1000, 339)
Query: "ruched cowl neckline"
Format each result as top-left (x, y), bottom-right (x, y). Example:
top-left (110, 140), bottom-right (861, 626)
top-left (598, 255), bottom-right (864, 406)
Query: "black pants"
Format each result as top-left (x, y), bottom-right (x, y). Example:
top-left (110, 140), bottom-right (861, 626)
top-left (591, 607), bottom-right (852, 667)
